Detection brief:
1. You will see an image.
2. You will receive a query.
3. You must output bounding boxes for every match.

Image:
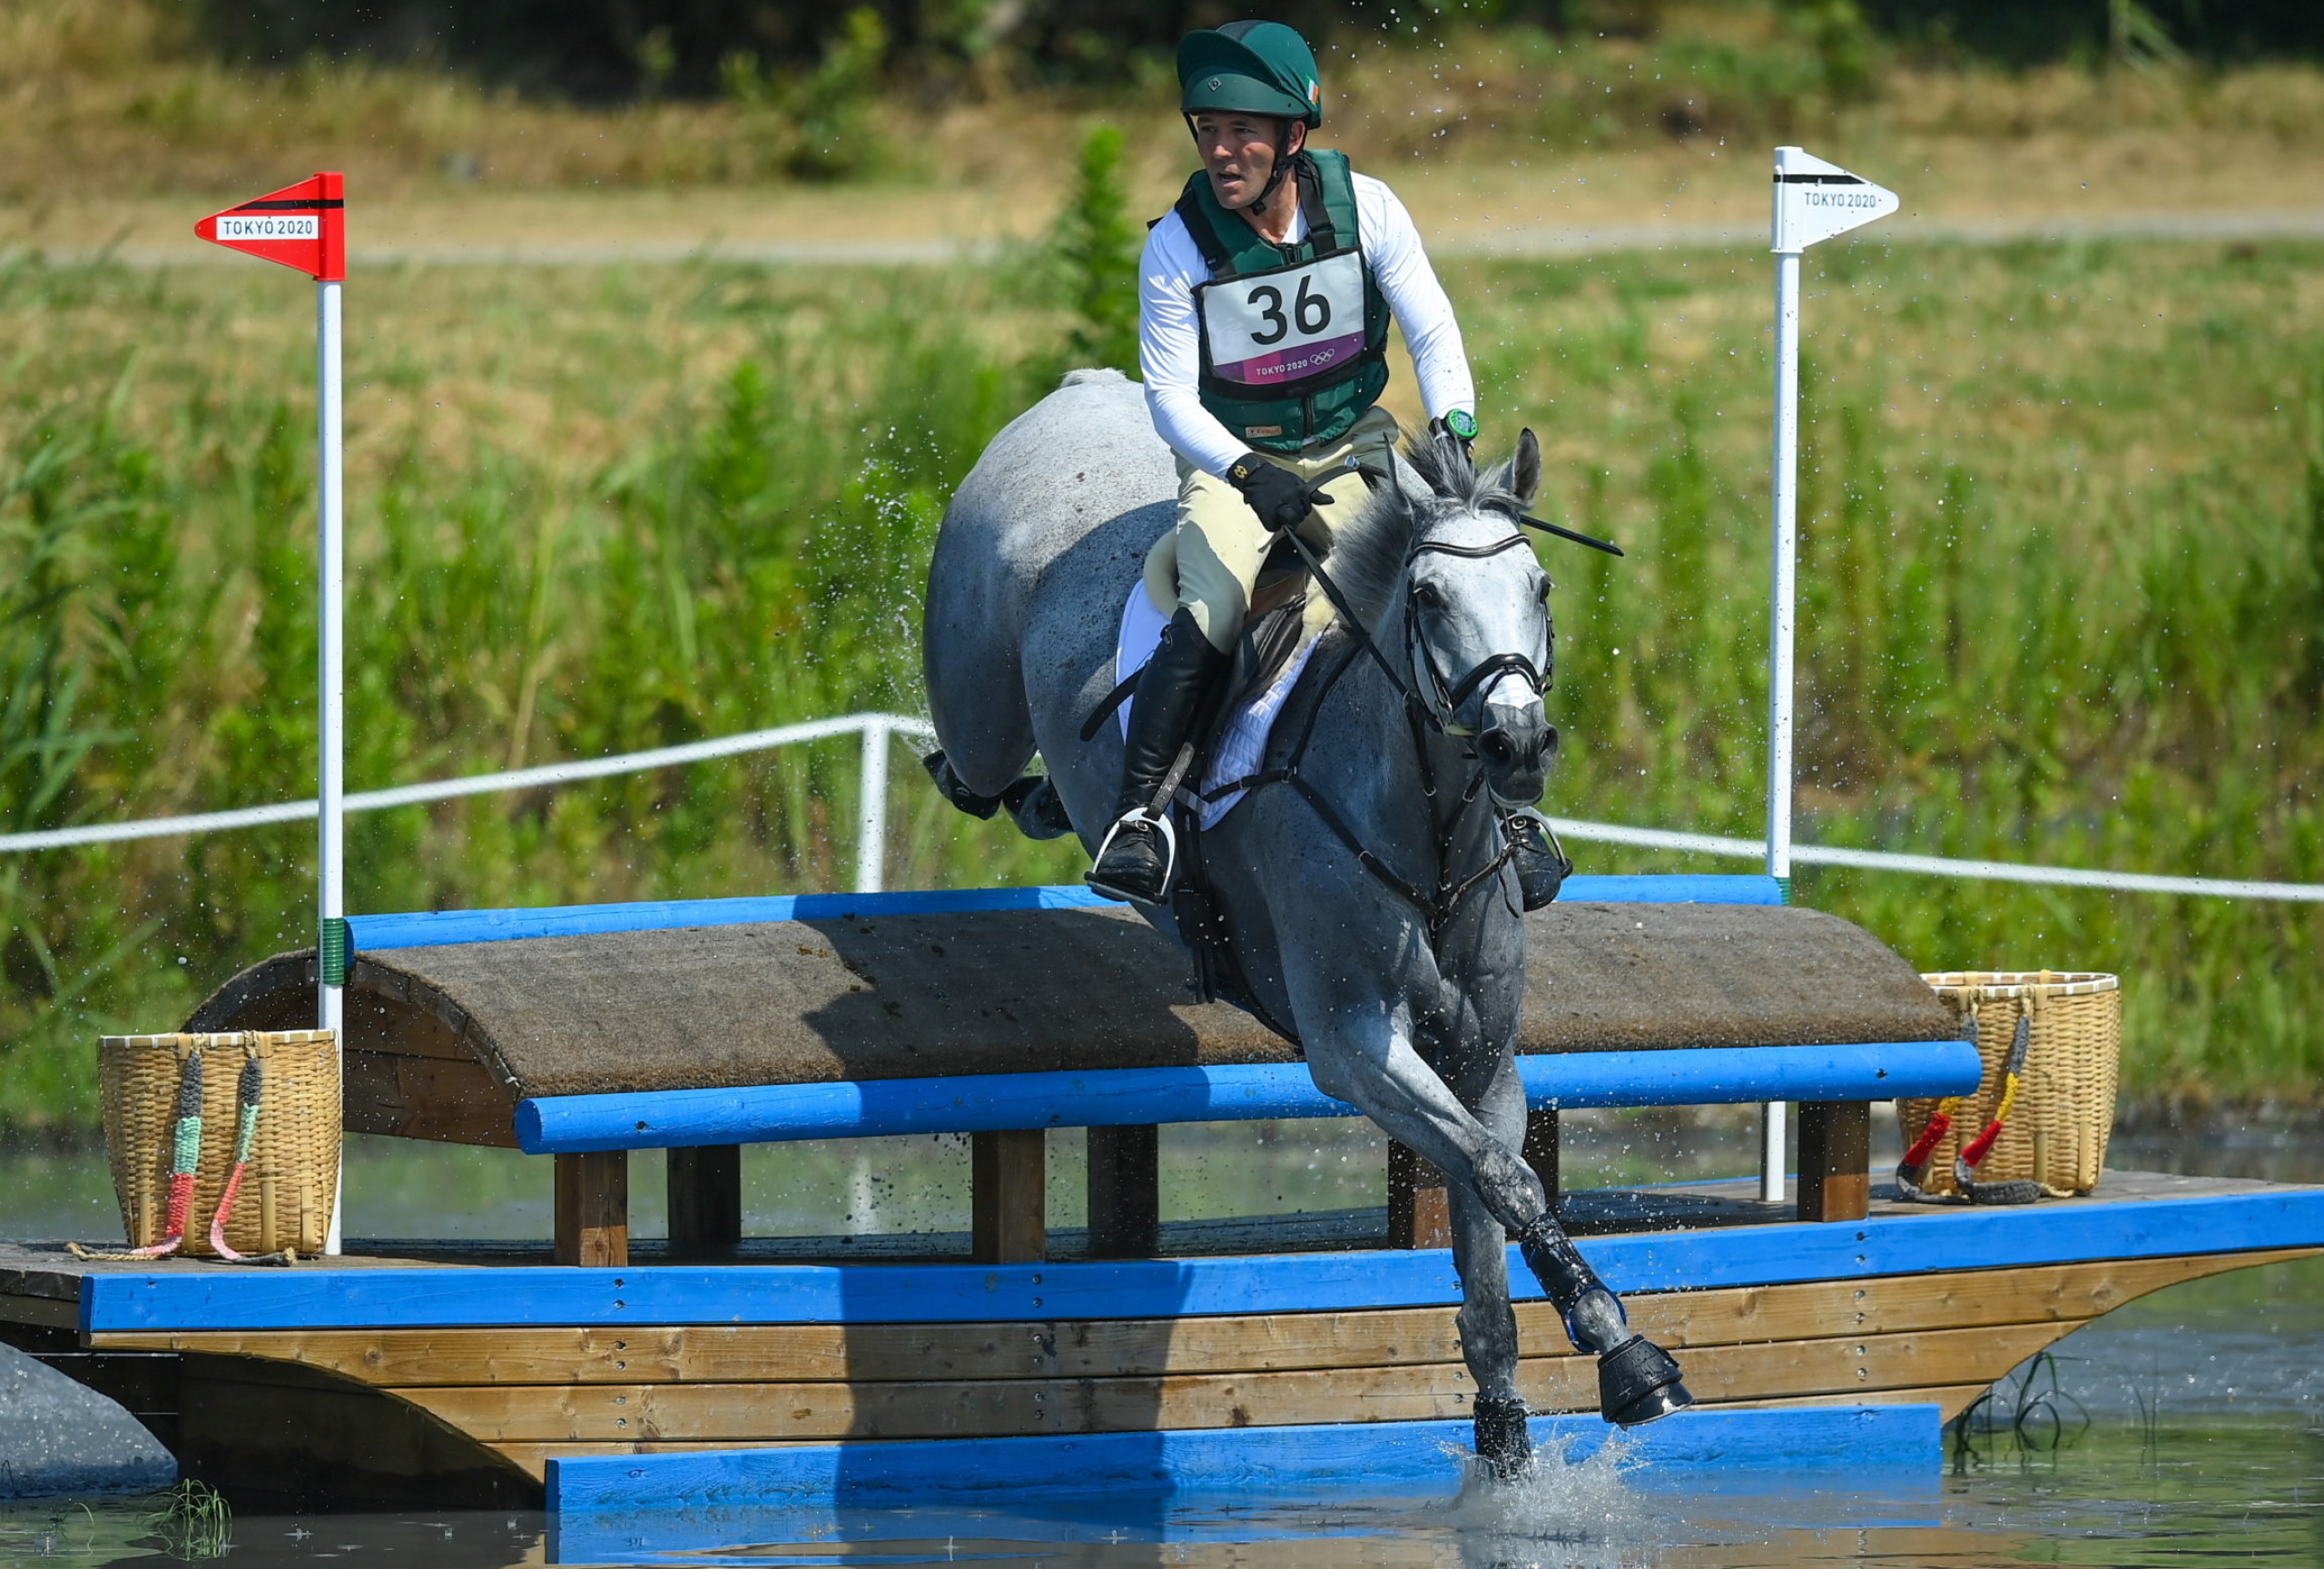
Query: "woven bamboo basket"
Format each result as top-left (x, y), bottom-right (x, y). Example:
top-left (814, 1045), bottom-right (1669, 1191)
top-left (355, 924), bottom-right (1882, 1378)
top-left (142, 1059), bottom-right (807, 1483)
top-left (97, 1031), bottom-right (340, 1257)
top-left (1902, 972), bottom-right (2120, 1198)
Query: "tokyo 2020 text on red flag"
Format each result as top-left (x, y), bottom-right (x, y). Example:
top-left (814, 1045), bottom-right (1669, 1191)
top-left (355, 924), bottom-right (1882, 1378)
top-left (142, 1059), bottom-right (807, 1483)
top-left (194, 172), bottom-right (351, 1252)
top-left (194, 172), bottom-right (345, 281)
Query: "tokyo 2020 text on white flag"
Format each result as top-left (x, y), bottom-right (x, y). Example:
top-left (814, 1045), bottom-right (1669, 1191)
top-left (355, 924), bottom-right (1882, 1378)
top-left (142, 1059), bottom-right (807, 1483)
top-left (1759, 147), bottom-right (1896, 1200)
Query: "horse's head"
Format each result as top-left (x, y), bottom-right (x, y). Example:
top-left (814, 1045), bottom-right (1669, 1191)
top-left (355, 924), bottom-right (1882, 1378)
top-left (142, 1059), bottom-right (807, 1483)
top-left (1334, 428), bottom-right (1558, 808)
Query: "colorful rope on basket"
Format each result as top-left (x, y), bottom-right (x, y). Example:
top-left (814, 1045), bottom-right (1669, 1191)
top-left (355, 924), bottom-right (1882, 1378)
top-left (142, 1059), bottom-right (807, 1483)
top-left (1897, 1001), bottom-right (2043, 1207)
top-left (74, 1041), bottom-right (300, 1265)
top-left (73, 1051), bottom-right (203, 1259)
top-left (208, 1053), bottom-right (264, 1260)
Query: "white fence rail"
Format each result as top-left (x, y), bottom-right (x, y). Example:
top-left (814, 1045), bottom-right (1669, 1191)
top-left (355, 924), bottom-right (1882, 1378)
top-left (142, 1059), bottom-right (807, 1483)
top-left (0, 714), bottom-right (932, 895)
top-left (1539, 816), bottom-right (2324, 903)
top-left (4, 710), bottom-right (2320, 903)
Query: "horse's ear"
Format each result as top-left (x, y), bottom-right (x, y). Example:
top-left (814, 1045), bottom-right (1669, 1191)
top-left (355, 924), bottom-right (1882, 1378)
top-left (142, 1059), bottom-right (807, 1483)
top-left (1510, 429), bottom-right (1542, 508)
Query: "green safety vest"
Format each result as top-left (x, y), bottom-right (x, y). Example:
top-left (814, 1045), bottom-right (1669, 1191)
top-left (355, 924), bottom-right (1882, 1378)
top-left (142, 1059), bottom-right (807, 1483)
top-left (1170, 150), bottom-right (1392, 455)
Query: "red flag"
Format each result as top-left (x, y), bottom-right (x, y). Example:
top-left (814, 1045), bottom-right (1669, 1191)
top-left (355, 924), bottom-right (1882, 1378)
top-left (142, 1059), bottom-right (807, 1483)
top-left (195, 173), bottom-right (345, 281)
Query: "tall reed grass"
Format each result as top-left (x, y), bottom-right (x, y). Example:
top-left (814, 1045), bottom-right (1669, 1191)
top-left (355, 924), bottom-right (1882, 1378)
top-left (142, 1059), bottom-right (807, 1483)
top-left (9, 0), bottom-right (2323, 202)
top-left (0, 233), bottom-right (2317, 1132)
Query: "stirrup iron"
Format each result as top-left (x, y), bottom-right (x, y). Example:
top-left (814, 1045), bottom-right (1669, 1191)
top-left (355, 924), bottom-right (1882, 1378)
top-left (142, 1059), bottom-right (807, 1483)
top-left (1088, 808), bottom-right (1177, 903)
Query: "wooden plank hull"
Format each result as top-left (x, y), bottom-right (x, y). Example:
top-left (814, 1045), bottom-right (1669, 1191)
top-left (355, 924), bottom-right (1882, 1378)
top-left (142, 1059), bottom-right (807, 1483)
top-left (80, 1248), bottom-right (2312, 1491)
top-left (9, 1171), bottom-right (2319, 1507)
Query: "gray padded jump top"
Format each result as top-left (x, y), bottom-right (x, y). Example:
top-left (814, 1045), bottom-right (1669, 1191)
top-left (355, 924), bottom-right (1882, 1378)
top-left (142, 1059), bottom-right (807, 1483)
top-left (187, 903), bottom-right (1956, 1101)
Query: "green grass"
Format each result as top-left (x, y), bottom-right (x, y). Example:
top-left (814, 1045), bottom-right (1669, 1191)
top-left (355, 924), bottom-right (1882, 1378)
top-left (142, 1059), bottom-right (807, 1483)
top-left (0, 234), bottom-right (2318, 1134)
top-left (1460, 238), bottom-right (2324, 1104)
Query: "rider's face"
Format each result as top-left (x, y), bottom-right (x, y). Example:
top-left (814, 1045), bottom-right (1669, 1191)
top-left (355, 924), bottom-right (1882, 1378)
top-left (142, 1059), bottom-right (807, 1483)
top-left (1192, 113), bottom-right (1304, 211)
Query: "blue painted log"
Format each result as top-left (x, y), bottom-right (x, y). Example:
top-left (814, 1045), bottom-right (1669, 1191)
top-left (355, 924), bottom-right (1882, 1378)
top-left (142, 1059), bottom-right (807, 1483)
top-left (347, 875), bottom-right (1783, 953)
top-left (542, 1405), bottom-right (1939, 1514)
top-left (512, 1040), bottom-right (1982, 1153)
top-left (76, 1187), bottom-right (2324, 1333)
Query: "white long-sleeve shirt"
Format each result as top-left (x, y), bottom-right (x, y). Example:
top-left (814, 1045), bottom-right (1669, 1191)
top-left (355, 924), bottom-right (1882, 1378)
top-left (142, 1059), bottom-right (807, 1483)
top-left (1137, 168), bottom-right (1475, 477)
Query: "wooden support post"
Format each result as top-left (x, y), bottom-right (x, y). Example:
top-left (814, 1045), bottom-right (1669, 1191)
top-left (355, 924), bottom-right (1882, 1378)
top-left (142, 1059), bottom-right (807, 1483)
top-left (972, 1130), bottom-right (1047, 1263)
top-left (553, 1150), bottom-right (628, 1267)
top-left (1387, 1140), bottom-right (1452, 1249)
top-left (1797, 1100), bottom-right (1871, 1222)
top-left (666, 1144), bottom-right (743, 1254)
top-left (1524, 1105), bottom-right (1561, 1210)
top-left (1086, 1124), bottom-right (1159, 1258)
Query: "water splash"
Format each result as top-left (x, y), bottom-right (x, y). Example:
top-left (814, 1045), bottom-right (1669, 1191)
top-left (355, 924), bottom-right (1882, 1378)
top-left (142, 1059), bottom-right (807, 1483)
top-left (1437, 1430), bottom-right (1663, 1567)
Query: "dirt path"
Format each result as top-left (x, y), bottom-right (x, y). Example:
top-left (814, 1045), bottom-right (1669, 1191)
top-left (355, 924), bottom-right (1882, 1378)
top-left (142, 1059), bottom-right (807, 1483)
top-left (22, 207), bottom-right (2319, 269)
top-left (8, 135), bottom-right (2322, 265)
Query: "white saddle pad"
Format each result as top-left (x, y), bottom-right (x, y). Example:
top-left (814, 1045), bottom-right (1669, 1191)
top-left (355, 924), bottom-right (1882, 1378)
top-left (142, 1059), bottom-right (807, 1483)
top-left (1116, 584), bottom-right (1322, 830)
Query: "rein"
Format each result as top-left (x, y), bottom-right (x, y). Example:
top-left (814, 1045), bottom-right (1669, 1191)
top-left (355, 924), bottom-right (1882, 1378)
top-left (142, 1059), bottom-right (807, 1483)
top-left (1205, 521), bottom-right (1541, 944)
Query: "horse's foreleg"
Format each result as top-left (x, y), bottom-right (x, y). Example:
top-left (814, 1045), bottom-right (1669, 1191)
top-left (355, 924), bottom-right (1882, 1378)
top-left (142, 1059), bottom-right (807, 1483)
top-left (1444, 1051), bottom-right (1531, 1477)
top-left (1303, 1002), bottom-right (1693, 1429)
top-left (1444, 1047), bottom-right (1525, 1400)
top-left (1301, 1002), bottom-right (1549, 1232)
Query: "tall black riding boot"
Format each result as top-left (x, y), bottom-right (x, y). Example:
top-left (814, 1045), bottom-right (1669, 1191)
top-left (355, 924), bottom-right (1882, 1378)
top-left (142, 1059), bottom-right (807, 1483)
top-left (1087, 608), bottom-right (1228, 904)
top-left (1519, 1215), bottom-right (1695, 1427)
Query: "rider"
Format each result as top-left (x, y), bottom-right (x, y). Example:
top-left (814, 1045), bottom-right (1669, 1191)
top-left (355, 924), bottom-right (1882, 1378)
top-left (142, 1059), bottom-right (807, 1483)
top-left (1086, 19), bottom-right (1482, 905)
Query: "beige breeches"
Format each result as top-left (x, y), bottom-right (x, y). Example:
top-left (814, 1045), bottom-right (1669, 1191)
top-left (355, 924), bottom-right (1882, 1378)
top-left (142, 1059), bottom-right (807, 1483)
top-left (1143, 405), bottom-right (1403, 652)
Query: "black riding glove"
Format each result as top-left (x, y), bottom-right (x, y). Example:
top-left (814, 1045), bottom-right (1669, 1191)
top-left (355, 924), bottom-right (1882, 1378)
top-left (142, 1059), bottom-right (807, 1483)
top-left (1226, 453), bottom-right (1335, 534)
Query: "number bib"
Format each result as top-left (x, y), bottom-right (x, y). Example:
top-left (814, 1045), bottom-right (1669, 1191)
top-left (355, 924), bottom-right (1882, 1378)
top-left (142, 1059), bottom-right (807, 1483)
top-left (1196, 251), bottom-right (1369, 390)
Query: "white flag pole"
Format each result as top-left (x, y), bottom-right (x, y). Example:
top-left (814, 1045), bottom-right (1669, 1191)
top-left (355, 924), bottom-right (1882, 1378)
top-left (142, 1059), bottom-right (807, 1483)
top-left (193, 173), bottom-right (351, 1253)
top-left (317, 272), bottom-right (346, 1256)
top-left (1759, 147), bottom-right (1897, 1206)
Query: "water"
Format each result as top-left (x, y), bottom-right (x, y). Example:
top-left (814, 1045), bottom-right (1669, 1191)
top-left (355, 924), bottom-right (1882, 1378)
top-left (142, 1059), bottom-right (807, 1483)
top-left (3, 1113), bottom-right (2319, 1566)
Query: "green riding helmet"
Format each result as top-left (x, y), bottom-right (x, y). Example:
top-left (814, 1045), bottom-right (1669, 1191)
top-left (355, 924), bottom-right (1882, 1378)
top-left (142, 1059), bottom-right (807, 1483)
top-left (1177, 20), bottom-right (1323, 128)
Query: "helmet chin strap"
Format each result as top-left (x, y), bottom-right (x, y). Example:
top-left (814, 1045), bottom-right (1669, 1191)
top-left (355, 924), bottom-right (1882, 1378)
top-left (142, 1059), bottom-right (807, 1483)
top-left (1253, 121), bottom-right (1298, 206)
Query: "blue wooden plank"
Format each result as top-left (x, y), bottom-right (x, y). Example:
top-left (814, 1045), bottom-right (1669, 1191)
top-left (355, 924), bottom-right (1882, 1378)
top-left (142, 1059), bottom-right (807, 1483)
top-left (348, 885), bottom-right (1109, 952)
top-left (78, 1187), bottom-right (2324, 1333)
top-left (347, 875), bottom-right (1776, 952)
top-left (514, 1040), bottom-right (1981, 1152)
top-left (544, 1405), bottom-right (1937, 1514)
top-left (549, 1472), bottom-right (1938, 1561)
top-left (1513, 1040), bottom-right (1980, 1112)
top-left (1561, 873), bottom-right (1784, 904)
top-left (550, 1470), bottom-right (1944, 1563)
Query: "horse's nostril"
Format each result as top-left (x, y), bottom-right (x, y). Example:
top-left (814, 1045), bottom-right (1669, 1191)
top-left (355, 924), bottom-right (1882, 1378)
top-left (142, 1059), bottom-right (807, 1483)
top-left (1482, 731), bottom-right (1514, 765)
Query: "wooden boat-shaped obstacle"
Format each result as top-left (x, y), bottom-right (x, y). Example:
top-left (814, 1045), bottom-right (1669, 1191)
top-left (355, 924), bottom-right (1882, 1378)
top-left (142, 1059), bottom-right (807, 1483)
top-left (4, 874), bottom-right (2319, 1514)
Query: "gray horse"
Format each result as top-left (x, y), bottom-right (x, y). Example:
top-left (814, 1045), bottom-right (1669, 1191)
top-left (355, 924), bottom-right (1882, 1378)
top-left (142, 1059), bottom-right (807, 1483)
top-left (923, 370), bottom-right (1691, 1475)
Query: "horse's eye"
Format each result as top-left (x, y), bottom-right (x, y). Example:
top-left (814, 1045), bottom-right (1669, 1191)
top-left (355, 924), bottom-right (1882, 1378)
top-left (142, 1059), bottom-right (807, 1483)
top-left (1535, 577), bottom-right (1553, 603)
top-left (1413, 581), bottom-right (1443, 610)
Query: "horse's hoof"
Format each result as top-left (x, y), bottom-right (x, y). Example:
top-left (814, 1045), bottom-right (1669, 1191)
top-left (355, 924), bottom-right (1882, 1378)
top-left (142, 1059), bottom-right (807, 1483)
top-left (1597, 1335), bottom-right (1693, 1427)
top-left (999, 775), bottom-right (1075, 840)
top-left (922, 751), bottom-right (1001, 820)
top-left (1472, 1395), bottom-right (1533, 1481)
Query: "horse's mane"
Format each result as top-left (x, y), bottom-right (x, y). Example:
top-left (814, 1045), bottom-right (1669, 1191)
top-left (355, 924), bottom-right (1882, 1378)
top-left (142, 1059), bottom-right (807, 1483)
top-left (1325, 431), bottom-right (1530, 631)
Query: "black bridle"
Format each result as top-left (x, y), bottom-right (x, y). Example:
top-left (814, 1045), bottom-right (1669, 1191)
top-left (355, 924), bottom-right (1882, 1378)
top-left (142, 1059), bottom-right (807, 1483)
top-left (1275, 524), bottom-right (1546, 745)
top-left (1403, 532), bottom-right (1550, 733)
top-left (1200, 518), bottom-right (1552, 942)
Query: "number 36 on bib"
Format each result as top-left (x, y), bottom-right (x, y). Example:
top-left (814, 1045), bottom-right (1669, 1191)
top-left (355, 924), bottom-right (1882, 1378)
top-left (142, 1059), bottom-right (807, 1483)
top-left (1197, 251), bottom-right (1369, 390)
